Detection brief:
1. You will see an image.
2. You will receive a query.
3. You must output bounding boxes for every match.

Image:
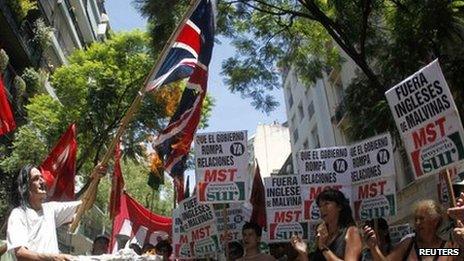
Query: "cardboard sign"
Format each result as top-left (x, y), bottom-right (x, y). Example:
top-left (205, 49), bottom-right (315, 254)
top-left (298, 134), bottom-right (396, 221)
top-left (352, 176), bottom-right (396, 221)
top-left (174, 196), bottom-right (220, 258)
top-left (389, 224), bottom-right (413, 245)
top-left (385, 60), bottom-right (464, 179)
top-left (298, 147), bottom-right (352, 221)
top-left (173, 208), bottom-right (193, 259)
top-left (195, 131), bottom-right (248, 203)
top-left (350, 133), bottom-right (395, 183)
top-left (214, 204), bottom-right (250, 245)
top-left (264, 175), bottom-right (308, 242)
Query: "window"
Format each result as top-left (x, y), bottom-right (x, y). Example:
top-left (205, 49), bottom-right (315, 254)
top-left (291, 114), bottom-right (297, 129)
top-left (303, 139), bottom-right (309, 149)
top-left (308, 101), bottom-right (315, 121)
top-left (298, 102), bottom-right (304, 120)
top-left (288, 91), bottom-right (294, 108)
top-left (293, 128), bottom-right (299, 142)
top-left (312, 127), bottom-right (320, 148)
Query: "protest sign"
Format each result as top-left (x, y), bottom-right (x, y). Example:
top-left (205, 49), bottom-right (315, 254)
top-left (173, 208), bottom-right (193, 259)
top-left (298, 147), bottom-right (352, 221)
top-left (350, 133), bottom-right (396, 220)
top-left (214, 203), bottom-right (250, 244)
top-left (350, 133), bottom-right (395, 183)
top-left (264, 175), bottom-right (308, 242)
top-left (385, 60), bottom-right (464, 179)
top-left (352, 176), bottom-right (396, 221)
top-left (195, 130), bottom-right (248, 203)
top-left (437, 163), bottom-right (464, 208)
top-left (389, 224), bottom-right (413, 245)
top-left (175, 196), bottom-right (220, 258)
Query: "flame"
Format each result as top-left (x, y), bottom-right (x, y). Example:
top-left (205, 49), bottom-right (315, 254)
top-left (149, 152), bottom-right (163, 177)
top-left (153, 83), bottom-right (183, 117)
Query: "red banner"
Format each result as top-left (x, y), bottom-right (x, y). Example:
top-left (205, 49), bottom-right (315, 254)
top-left (110, 192), bottom-right (172, 253)
top-left (40, 124), bottom-right (77, 201)
top-left (0, 74), bottom-right (16, 136)
top-left (109, 142), bottom-right (124, 219)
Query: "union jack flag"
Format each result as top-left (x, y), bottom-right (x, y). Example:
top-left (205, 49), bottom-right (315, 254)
top-left (151, 0), bottom-right (215, 202)
top-left (145, 0), bottom-right (214, 92)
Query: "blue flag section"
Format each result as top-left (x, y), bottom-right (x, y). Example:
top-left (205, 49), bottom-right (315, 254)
top-left (152, 0), bottom-right (215, 203)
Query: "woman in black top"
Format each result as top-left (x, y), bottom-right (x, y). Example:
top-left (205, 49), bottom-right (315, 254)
top-left (291, 188), bottom-right (362, 261)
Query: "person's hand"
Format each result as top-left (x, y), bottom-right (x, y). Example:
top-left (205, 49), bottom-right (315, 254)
top-left (363, 225), bottom-right (378, 249)
top-left (291, 234), bottom-right (308, 255)
top-left (91, 163), bottom-right (108, 179)
top-left (316, 222), bottom-right (329, 249)
top-left (448, 192), bottom-right (464, 220)
top-left (453, 219), bottom-right (464, 248)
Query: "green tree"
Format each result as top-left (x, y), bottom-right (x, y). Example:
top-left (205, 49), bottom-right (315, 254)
top-left (97, 158), bottom-right (174, 219)
top-left (135, 0), bottom-right (464, 137)
top-left (0, 30), bottom-right (213, 225)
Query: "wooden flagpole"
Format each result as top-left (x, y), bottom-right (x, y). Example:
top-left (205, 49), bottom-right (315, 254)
top-left (70, 0), bottom-right (204, 232)
top-left (444, 168), bottom-right (457, 208)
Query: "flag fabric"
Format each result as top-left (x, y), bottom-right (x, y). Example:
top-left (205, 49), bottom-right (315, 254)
top-left (109, 142), bottom-right (124, 220)
top-left (40, 124), bottom-right (77, 201)
top-left (110, 192), bottom-right (172, 253)
top-left (0, 73), bottom-right (16, 136)
top-left (151, 0), bottom-right (215, 203)
top-left (145, 0), bottom-right (215, 92)
top-left (250, 162), bottom-right (266, 228)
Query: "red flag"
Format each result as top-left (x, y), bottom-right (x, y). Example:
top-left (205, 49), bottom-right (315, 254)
top-left (250, 162), bottom-right (266, 228)
top-left (110, 192), bottom-right (172, 253)
top-left (40, 124), bottom-right (77, 201)
top-left (0, 74), bottom-right (16, 136)
top-left (109, 142), bottom-right (124, 220)
top-left (174, 175), bottom-right (185, 203)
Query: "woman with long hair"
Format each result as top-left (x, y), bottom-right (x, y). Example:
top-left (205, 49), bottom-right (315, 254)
top-left (292, 188), bottom-right (362, 260)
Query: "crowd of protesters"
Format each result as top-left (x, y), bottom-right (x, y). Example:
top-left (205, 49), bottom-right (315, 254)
top-left (3, 166), bottom-right (464, 260)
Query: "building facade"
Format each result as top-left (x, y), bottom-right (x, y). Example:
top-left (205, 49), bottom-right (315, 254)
top-left (281, 46), bottom-right (443, 224)
top-left (0, 0), bottom-right (110, 253)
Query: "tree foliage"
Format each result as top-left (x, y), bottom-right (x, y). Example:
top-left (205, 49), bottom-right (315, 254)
top-left (0, 30), bottom-right (213, 224)
top-left (135, 0), bottom-right (464, 140)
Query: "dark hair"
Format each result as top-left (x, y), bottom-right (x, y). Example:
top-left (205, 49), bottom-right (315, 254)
top-left (228, 241), bottom-right (244, 258)
top-left (242, 222), bottom-right (262, 237)
top-left (316, 188), bottom-right (355, 228)
top-left (94, 235), bottom-right (110, 244)
top-left (155, 240), bottom-right (173, 255)
top-left (11, 165), bottom-right (35, 209)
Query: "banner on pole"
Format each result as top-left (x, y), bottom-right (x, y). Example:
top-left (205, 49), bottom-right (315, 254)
top-left (195, 131), bottom-right (248, 203)
top-left (385, 59), bottom-right (464, 179)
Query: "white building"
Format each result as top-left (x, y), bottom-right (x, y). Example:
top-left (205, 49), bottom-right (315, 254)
top-left (38, 0), bottom-right (110, 68)
top-left (281, 47), bottom-right (444, 224)
top-left (248, 122), bottom-right (291, 178)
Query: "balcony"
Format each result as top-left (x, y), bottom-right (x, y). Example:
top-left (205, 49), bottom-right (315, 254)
top-left (0, 0), bottom-right (43, 69)
top-left (332, 96), bottom-right (348, 127)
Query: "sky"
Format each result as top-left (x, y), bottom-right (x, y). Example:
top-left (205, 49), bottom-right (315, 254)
top-left (104, 0), bottom-right (288, 183)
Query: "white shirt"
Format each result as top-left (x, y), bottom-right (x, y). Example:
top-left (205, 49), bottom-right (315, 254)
top-left (7, 201), bottom-right (81, 254)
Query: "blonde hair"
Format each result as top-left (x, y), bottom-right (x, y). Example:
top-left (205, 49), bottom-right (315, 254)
top-left (413, 199), bottom-right (443, 219)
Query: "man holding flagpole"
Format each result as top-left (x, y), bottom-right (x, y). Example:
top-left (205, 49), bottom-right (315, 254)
top-left (6, 164), bottom-right (106, 260)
